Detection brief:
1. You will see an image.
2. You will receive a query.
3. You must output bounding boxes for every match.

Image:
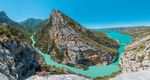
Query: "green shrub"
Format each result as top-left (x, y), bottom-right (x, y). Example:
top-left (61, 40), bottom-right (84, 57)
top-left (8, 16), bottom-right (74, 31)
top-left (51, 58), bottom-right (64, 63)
top-left (138, 56), bottom-right (144, 62)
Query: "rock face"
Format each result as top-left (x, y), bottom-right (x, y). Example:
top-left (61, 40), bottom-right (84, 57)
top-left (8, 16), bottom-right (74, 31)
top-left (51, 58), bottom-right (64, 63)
top-left (0, 39), bottom-right (39, 80)
top-left (120, 35), bottom-right (150, 73)
top-left (110, 27), bottom-right (150, 80)
top-left (26, 74), bottom-right (89, 80)
top-left (0, 24), bottom-right (39, 80)
top-left (35, 10), bottom-right (119, 68)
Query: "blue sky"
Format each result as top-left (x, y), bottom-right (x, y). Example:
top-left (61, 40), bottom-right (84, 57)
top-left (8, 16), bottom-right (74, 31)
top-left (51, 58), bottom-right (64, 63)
top-left (0, 0), bottom-right (150, 28)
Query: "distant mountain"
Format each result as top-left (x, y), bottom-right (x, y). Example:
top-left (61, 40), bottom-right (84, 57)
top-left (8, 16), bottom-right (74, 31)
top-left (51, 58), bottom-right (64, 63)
top-left (20, 18), bottom-right (46, 32)
top-left (34, 10), bottom-right (120, 69)
top-left (0, 11), bottom-right (24, 31)
top-left (0, 11), bottom-right (9, 21)
top-left (97, 26), bottom-right (150, 31)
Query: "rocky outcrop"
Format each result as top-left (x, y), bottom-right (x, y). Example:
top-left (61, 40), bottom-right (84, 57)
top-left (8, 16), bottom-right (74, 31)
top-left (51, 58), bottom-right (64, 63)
top-left (120, 35), bottom-right (150, 73)
top-left (110, 28), bottom-right (150, 80)
top-left (35, 10), bottom-right (119, 69)
top-left (0, 12), bottom-right (40, 80)
top-left (0, 42), bottom-right (17, 80)
top-left (26, 74), bottom-right (89, 80)
top-left (0, 39), bottom-right (39, 80)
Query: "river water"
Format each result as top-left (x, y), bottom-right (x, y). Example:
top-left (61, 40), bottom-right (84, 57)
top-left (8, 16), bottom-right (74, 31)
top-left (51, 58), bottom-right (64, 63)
top-left (30, 30), bottom-right (132, 78)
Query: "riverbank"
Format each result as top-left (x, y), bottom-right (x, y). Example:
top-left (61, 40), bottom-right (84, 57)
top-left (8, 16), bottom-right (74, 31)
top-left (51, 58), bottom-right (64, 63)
top-left (30, 30), bottom-right (132, 78)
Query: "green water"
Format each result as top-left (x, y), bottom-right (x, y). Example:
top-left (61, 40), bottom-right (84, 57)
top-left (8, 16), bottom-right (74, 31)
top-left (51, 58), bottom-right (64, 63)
top-left (30, 30), bottom-right (132, 78)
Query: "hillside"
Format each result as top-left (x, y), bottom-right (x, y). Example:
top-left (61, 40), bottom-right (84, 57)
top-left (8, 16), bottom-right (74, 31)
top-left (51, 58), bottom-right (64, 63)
top-left (110, 27), bottom-right (150, 80)
top-left (20, 18), bottom-right (46, 32)
top-left (0, 11), bottom-right (78, 80)
top-left (34, 10), bottom-right (120, 69)
top-left (0, 11), bottom-right (26, 31)
top-left (121, 26), bottom-right (150, 41)
top-left (120, 27), bottom-right (150, 72)
top-left (0, 11), bottom-right (32, 42)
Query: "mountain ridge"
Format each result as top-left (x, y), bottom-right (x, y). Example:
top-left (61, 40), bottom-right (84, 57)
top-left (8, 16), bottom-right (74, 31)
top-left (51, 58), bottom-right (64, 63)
top-left (0, 11), bottom-right (25, 30)
top-left (20, 18), bottom-right (45, 32)
top-left (34, 9), bottom-right (120, 69)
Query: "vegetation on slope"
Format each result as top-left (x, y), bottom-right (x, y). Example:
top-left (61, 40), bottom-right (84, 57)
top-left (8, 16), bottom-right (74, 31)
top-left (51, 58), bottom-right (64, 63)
top-left (0, 24), bottom-right (32, 45)
top-left (20, 18), bottom-right (46, 32)
top-left (121, 26), bottom-right (150, 41)
top-left (62, 12), bottom-right (119, 49)
top-left (93, 71), bottom-right (121, 80)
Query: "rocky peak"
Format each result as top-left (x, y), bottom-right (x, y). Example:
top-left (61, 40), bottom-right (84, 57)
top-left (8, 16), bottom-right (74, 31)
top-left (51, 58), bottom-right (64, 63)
top-left (0, 11), bottom-right (7, 17)
top-left (51, 9), bottom-right (66, 26)
top-left (0, 11), bottom-right (10, 23)
top-left (35, 10), bottom-right (119, 69)
top-left (49, 9), bottom-right (88, 34)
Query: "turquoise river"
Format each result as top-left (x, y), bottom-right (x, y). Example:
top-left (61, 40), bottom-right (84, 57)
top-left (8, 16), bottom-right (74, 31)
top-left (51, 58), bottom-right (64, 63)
top-left (30, 30), bottom-right (132, 78)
